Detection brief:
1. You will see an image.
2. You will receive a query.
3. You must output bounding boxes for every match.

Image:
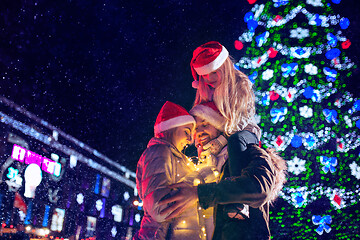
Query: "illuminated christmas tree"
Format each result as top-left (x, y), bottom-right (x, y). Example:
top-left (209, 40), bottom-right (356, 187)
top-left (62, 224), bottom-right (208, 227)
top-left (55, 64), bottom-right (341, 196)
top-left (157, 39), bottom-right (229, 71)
top-left (235, 0), bottom-right (359, 239)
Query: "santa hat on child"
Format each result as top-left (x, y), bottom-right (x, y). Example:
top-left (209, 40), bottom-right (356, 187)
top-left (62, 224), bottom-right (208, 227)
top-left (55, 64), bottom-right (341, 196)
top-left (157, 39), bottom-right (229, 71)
top-left (190, 41), bottom-right (229, 89)
top-left (189, 102), bottom-right (225, 132)
top-left (154, 101), bottom-right (196, 135)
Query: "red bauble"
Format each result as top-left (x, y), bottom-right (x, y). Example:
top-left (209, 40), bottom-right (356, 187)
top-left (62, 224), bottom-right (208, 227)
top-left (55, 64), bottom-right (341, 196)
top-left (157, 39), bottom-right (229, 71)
top-left (267, 47), bottom-right (278, 58)
top-left (274, 15), bottom-right (283, 22)
top-left (341, 39), bottom-right (351, 49)
top-left (269, 91), bottom-right (280, 101)
top-left (247, 0), bottom-right (257, 4)
top-left (234, 40), bottom-right (244, 50)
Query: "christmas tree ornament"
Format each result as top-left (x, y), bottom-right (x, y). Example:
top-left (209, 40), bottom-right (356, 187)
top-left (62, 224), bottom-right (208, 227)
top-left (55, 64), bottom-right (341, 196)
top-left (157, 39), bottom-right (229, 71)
top-left (312, 215), bottom-right (332, 235)
top-left (320, 156), bottom-right (337, 173)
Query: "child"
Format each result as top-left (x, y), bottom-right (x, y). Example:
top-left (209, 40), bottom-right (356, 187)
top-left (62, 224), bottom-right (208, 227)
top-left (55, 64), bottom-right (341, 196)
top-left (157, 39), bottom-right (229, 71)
top-left (135, 101), bottom-right (207, 240)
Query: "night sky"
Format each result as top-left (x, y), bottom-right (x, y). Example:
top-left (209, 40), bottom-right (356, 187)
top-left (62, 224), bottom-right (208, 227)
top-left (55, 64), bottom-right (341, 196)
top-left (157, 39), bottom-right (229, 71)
top-left (1, 0), bottom-right (359, 172)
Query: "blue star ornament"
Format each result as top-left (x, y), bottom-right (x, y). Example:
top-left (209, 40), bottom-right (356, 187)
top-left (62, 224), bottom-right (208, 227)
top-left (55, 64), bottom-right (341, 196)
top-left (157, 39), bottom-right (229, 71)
top-left (305, 134), bottom-right (315, 148)
top-left (291, 191), bottom-right (306, 207)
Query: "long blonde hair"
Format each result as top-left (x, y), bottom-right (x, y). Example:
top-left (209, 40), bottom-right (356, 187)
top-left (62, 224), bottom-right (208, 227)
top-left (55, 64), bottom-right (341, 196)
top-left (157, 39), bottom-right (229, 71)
top-left (194, 57), bottom-right (256, 136)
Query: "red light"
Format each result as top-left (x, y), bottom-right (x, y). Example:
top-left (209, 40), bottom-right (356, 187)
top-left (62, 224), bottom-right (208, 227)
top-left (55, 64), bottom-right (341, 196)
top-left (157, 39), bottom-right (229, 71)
top-left (234, 40), bottom-right (244, 51)
top-left (10, 225), bottom-right (13, 228)
top-left (1, 223), bottom-right (6, 228)
top-left (341, 39), bottom-right (351, 49)
top-left (247, 0), bottom-right (257, 4)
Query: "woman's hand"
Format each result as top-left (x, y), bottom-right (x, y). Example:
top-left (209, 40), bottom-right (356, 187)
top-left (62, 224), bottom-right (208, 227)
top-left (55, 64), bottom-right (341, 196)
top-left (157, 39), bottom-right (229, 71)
top-left (158, 182), bottom-right (198, 220)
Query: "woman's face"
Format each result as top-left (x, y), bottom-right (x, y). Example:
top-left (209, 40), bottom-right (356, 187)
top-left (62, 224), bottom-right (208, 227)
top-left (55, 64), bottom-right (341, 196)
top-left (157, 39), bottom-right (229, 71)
top-left (200, 70), bottom-right (221, 89)
top-left (172, 123), bottom-right (194, 152)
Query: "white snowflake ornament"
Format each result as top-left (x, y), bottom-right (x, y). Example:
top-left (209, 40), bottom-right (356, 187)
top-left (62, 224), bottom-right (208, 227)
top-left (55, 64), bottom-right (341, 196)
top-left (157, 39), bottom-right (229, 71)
top-left (262, 69), bottom-right (274, 80)
top-left (299, 105), bottom-right (313, 118)
top-left (304, 63), bottom-right (318, 75)
top-left (290, 27), bottom-right (310, 39)
top-left (306, 0), bottom-right (323, 7)
top-left (349, 161), bottom-right (360, 179)
top-left (288, 156), bottom-right (307, 175)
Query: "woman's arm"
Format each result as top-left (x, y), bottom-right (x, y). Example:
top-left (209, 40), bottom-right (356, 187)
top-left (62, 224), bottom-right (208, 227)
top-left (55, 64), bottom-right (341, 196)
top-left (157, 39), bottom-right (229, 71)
top-left (198, 144), bottom-right (276, 209)
top-left (228, 130), bottom-right (259, 176)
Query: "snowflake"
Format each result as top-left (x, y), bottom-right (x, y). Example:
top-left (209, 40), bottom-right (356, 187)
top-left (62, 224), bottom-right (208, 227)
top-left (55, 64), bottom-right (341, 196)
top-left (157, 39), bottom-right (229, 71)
top-left (349, 161), bottom-right (360, 179)
top-left (288, 156), bottom-right (306, 175)
top-left (304, 63), bottom-right (318, 75)
top-left (306, 0), bottom-right (323, 7)
top-left (290, 27), bottom-right (309, 39)
top-left (96, 199), bottom-right (103, 211)
top-left (262, 69), bottom-right (274, 80)
top-left (76, 193), bottom-right (84, 204)
top-left (299, 105), bottom-right (313, 118)
top-left (111, 226), bottom-right (117, 237)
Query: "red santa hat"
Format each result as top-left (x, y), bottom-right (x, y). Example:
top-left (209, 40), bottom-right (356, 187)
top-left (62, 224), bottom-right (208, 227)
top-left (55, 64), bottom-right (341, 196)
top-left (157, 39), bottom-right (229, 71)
top-left (154, 101), bottom-right (196, 135)
top-left (190, 41), bottom-right (229, 89)
top-left (189, 102), bottom-right (225, 132)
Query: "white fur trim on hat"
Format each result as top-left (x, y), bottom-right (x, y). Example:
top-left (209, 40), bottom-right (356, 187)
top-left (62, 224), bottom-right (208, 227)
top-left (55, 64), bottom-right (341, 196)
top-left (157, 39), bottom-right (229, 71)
top-left (190, 105), bottom-right (225, 132)
top-left (154, 115), bottom-right (195, 135)
top-left (194, 46), bottom-right (229, 76)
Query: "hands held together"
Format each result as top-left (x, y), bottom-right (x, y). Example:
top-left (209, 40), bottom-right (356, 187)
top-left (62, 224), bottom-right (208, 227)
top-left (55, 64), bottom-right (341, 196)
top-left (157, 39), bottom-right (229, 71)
top-left (158, 182), bottom-right (198, 221)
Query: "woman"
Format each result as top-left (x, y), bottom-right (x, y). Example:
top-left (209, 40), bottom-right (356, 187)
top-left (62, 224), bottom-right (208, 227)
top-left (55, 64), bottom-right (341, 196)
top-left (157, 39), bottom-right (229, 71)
top-left (190, 41), bottom-right (261, 140)
top-left (135, 101), bottom-right (209, 240)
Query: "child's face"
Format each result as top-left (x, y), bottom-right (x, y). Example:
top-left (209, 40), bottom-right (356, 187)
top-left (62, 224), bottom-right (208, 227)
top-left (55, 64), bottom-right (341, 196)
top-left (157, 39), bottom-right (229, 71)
top-left (172, 123), bottom-right (194, 152)
top-left (194, 116), bottom-right (221, 149)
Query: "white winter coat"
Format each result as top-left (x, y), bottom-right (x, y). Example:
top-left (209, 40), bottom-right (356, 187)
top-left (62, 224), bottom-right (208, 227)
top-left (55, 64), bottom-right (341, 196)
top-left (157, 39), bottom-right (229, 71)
top-left (136, 137), bottom-right (207, 240)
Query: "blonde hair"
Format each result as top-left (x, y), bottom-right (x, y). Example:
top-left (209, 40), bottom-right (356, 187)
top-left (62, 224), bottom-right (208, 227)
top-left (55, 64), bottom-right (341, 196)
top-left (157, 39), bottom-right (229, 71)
top-left (194, 57), bottom-right (256, 136)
